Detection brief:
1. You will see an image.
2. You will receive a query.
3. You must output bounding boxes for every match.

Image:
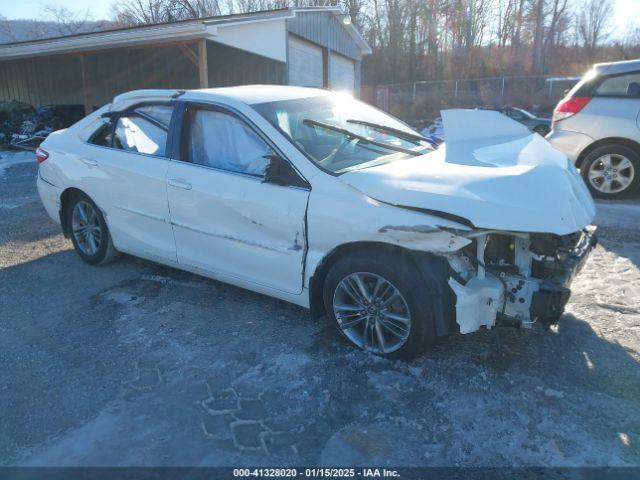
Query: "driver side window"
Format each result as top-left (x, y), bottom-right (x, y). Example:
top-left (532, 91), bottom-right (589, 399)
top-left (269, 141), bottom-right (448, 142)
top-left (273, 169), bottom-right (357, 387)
top-left (187, 108), bottom-right (271, 177)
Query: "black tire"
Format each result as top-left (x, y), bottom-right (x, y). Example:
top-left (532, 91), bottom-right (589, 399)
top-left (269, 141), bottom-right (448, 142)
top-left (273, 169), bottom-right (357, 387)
top-left (580, 144), bottom-right (640, 199)
top-left (67, 192), bottom-right (120, 265)
top-left (323, 250), bottom-right (436, 360)
top-left (533, 125), bottom-right (550, 136)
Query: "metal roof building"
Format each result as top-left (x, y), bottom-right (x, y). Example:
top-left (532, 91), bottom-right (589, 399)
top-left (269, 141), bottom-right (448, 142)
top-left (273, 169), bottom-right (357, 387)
top-left (0, 7), bottom-right (371, 114)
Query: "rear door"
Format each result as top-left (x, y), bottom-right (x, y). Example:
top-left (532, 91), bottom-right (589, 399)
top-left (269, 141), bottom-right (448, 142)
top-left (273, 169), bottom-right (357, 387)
top-left (166, 102), bottom-right (310, 295)
top-left (81, 104), bottom-right (176, 261)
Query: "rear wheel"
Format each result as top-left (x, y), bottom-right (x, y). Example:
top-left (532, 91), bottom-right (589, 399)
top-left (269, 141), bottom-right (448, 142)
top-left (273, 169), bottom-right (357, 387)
top-left (67, 192), bottom-right (120, 265)
top-left (323, 251), bottom-right (436, 360)
top-left (580, 145), bottom-right (639, 199)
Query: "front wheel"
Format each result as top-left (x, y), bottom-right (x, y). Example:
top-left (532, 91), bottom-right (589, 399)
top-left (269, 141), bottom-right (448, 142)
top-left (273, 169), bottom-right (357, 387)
top-left (323, 251), bottom-right (436, 360)
top-left (67, 192), bottom-right (120, 265)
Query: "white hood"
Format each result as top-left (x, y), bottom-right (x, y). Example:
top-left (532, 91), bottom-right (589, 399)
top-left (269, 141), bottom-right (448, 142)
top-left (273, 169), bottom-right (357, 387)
top-left (340, 109), bottom-right (595, 235)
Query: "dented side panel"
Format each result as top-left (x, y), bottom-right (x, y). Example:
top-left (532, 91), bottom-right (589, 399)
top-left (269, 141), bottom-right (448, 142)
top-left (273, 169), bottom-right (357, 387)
top-left (166, 160), bottom-right (310, 295)
top-left (304, 173), bottom-right (472, 290)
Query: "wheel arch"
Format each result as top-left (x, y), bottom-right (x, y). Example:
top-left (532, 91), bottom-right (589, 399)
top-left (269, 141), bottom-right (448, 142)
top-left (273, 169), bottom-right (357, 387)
top-left (576, 137), bottom-right (640, 167)
top-left (59, 187), bottom-right (89, 238)
top-left (308, 241), bottom-right (457, 336)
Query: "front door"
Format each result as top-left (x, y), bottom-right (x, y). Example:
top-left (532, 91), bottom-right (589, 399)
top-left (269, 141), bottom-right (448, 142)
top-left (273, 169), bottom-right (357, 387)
top-left (167, 103), bottom-right (309, 295)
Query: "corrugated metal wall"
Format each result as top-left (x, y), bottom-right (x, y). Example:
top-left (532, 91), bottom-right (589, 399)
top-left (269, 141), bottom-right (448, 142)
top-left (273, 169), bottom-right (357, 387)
top-left (0, 55), bottom-right (83, 106)
top-left (207, 41), bottom-right (286, 87)
top-left (83, 42), bottom-right (200, 108)
top-left (0, 42), bottom-right (200, 109)
top-left (286, 11), bottom-right (362, 62)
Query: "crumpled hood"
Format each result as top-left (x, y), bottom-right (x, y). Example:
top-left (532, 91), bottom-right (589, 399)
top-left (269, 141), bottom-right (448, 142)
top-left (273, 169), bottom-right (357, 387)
top-left (340, 109), bottom-right (595, 235)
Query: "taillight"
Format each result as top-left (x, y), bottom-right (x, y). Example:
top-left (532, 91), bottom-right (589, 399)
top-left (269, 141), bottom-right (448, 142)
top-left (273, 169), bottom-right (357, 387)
top-left (35, 147), bottom-right (49, 164)
top-left (553, 96), bottom-right (591, 122)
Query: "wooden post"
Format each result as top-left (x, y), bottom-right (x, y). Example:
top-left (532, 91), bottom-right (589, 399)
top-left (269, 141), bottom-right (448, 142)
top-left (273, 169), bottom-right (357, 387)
top-left (79, 53), bottom-right (92, 115)
top-left (323, 48), bottom-right (330, 89)
top-left (198, 39), bottom-right (208, 88)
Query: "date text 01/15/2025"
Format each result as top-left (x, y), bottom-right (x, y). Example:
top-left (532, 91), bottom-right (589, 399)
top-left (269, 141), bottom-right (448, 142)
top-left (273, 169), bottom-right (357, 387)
top-left (233, 468), bottom-right (400, 477)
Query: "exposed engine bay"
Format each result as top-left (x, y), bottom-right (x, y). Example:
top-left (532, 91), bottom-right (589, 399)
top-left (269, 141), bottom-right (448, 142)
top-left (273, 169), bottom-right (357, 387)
top-left (446, 228), bottom-right (597, 334)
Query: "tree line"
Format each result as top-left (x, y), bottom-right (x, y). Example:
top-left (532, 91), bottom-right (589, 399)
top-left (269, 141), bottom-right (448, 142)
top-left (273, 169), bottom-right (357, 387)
top-left (2, 0), bottom-right (639, 85)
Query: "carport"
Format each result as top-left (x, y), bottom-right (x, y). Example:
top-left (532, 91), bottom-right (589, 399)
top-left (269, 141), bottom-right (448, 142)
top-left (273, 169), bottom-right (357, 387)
top-left (0, 7), bottom-right (371, 114)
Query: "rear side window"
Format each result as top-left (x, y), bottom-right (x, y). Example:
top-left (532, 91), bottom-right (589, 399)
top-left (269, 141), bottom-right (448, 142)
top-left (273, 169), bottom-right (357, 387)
top-left (88, 103), bottom-right (173, 156)
top-left (90, 123), bottom-right (113, 147)
top-left (114, 116), bottom-right (167, 156)
top-left (595, 72), bottom-right (640, 97)
top-left (135, 105), bottom-right (174, 127)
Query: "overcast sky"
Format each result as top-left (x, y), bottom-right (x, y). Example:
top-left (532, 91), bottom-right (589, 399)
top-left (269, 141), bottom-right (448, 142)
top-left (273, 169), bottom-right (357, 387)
top-left (1, 0), bottom-right (639, 41)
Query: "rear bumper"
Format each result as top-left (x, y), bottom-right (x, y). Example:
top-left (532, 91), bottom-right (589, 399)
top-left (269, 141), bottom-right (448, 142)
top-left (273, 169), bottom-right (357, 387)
top-left (546, 129), bottom-right (594, 164)
top-left (36, 172), bottom-right (62, 224)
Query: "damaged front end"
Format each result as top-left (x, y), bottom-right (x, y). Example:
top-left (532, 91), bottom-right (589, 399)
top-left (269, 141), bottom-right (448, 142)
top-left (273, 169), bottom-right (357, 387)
top-left (447, 227), bottom-right (597, 333)
top-left (338, 108), bottom-right (598, 335)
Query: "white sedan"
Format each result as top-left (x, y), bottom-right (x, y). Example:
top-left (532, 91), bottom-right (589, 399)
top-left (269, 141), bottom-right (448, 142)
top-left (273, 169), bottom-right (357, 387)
top-left (36, 86), bottom-right (596, 359)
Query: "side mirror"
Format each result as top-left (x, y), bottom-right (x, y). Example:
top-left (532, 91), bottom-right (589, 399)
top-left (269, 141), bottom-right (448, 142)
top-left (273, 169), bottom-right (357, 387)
top-left (262, 154), bottom-right (309, 189)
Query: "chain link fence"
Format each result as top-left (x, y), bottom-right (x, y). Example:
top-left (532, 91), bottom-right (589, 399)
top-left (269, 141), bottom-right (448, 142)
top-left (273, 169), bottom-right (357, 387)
top-left (374, 75), bottom-right (580, 124)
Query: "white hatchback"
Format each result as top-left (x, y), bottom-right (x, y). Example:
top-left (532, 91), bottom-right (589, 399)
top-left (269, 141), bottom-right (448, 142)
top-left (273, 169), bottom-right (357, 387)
top-left (37, 86), bottom-right (596, 359)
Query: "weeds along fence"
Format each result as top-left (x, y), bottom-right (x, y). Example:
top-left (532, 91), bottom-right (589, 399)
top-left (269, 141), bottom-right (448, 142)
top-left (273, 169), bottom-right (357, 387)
top-left (374, 75), bottom-right (580, 123)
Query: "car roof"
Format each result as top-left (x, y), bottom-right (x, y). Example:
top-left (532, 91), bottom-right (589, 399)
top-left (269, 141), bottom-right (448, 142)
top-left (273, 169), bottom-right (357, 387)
top-left (188, 85), bottom-right (332, 104)
top-left (112, 85), bottom-right (332, 109)
top-left (593, 59), bottom-right (640, 76)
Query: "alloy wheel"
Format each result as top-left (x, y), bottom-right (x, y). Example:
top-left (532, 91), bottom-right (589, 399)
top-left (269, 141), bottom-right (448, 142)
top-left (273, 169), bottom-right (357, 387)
top-left (72, 200), bottom-right (102, 256)
top-left (588, 154), bottom-right (635, 194)
top-left (332, 272), bottom-right (411, 354)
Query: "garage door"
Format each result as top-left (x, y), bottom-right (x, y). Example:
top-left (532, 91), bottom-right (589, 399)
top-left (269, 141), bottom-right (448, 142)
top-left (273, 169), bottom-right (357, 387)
top-left (288, 37), bottom-right (323, 88)
top-left (329, 53), bottom-right (355, 93)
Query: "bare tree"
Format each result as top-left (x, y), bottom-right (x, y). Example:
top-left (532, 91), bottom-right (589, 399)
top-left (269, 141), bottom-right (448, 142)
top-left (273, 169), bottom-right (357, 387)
top-left (531, 0), bottom-right (544, 73)
top-left (112, 0), bottom-right (175, 25)
top-left (43, 6), bottom-right (106, 36)
top-left (578, 0), bottom-right (613, 60)
top-left (174, 0), bottom-right (222, 17)
top-left (0, 15), bottom-right (19, 42)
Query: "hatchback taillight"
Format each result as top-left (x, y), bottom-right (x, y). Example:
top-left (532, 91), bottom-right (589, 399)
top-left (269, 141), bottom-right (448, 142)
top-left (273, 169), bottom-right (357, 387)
top-left (553, 96), bottom-right (591, 122)
top-left (35, 147), bottom-right (49, 164)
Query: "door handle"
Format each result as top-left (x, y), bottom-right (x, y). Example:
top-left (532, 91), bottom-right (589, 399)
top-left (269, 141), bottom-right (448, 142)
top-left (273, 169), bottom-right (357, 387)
top-left (168, 178), bottom-right (192, 190)
top-left (81, 158), bottom-right (98, 167)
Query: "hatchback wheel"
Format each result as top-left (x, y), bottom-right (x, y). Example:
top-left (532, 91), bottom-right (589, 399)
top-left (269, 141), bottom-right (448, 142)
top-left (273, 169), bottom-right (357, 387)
top-left (323, 251), bottom-right (436, 360)
top-left (68, 193), bottom-right (120, 265)
top-left (581, 145), bottom-right (639, 199)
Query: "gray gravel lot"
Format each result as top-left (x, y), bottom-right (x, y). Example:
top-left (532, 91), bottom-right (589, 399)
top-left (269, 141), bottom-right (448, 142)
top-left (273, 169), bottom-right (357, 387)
top-left (1, 150), bottom-right (640, 467)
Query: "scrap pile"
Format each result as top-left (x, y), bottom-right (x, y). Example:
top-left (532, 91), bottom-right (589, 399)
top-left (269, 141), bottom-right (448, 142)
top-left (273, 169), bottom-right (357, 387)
top-left (0, 101), bottom-right (84, 149)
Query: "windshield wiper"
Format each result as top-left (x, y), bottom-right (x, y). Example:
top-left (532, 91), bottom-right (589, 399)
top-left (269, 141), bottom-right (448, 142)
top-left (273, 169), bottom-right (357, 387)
top-left (302, 119), bottom-right (422, 156)
top-left (346, 119), bottom-right (431, 144)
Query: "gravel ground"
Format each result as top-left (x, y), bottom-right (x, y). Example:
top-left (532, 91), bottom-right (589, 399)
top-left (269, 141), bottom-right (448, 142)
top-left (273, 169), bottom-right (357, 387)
top-left (1, 150), bottom-right (639, 467)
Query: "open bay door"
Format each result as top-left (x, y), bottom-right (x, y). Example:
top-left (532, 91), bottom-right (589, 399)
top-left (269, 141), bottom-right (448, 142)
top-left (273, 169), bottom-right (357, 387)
top-left (329, 53), bottom-right (355, 93)
top-left (288, 36), bottom-right (323, 88)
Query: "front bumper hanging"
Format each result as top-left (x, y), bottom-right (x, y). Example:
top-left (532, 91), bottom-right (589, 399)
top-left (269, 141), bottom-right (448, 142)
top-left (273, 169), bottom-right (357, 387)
top-left (529, 228), bottom-right (597, 323)
top-left (448, 227), bottom-right (597, 334)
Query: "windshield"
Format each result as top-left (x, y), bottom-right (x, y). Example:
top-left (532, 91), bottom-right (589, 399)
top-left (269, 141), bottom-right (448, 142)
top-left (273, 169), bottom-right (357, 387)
top-left (252, 95), bottom-right (433, 174)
